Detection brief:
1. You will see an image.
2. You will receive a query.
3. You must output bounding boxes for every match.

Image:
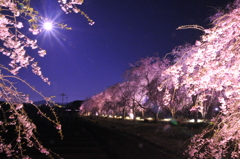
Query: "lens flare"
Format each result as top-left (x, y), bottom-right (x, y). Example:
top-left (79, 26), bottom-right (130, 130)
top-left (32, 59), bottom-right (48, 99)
top-left (44, 22), bottom-right (52, 30)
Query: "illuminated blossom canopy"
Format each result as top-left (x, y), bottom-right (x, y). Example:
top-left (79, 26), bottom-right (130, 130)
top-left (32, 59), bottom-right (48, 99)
top-left (163, 0), bottom-right (240, 158)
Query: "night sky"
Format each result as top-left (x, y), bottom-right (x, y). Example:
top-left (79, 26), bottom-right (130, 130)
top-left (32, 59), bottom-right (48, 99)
top-left (8, 0), bottom-right (233, 103)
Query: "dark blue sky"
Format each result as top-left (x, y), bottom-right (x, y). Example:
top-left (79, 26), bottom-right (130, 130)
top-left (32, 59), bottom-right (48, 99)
top-left (11, 0), bottom-right (233, 103)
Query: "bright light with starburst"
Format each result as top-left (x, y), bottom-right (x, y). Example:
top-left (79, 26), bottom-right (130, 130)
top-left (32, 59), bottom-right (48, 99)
top-left (43, 22), bottom-right (52, 30)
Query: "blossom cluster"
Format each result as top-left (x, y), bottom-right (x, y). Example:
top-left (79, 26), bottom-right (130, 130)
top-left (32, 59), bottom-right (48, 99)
top-left (165, 0), bottom-right (240, 158)
top-left (58, 0), bottom-right (95, 25)
top-left (0, 0), bottom-right (87, 158)
top-left (0, 4), bottom-right (49, 84)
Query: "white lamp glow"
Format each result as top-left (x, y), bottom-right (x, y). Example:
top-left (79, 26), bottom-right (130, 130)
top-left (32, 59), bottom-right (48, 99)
top-left (44, 22), bottom-right (52, 30)
top-left (129, 113), bottom-right (134, 119)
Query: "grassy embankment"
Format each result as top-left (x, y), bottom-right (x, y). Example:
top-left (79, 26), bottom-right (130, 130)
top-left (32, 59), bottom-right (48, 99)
top-left (81, 116), bottom-right (208, 158)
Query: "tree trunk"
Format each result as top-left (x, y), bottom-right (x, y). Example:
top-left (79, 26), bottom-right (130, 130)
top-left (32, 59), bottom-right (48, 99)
top-left (154, 107), bottom-right (159, 122)
top-left (132, 108), bottom-right (136, 121)
top-left (194, 110), bottom-right (198, 124)
top-left (122, 108), bottom-right (125, 120)
top-left (171, 108), bottom-right (175, 119)
top-left (192, 95), bottom-right (198, 123)
top-left (141, 110), bottom-right (145, 118)
top-left (201, 111), bottom-right (206, 119)
top-left (154, 112), bottom-right (158, 123)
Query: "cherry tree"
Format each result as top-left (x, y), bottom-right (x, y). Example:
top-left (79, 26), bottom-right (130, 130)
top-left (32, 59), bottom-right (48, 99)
top-left (162, 0), bottom-right (240, 157)
top-left (126, 81), bottom-right (146, 120)
top-left (171, 45), bottom-right (219, 121)
top-left (80, 89), bottom-right (119, 117)
top-left (162, 79), bottom-right (190, 119)
top-left (102, 84), bottom-right (126, 117)
top-left (125, 56), bottom-right (171, 121)
top-left (82, 91), bottom-right (109, 116)
top-left (97, 91), bottom-right (116, 116)
top-left (111, 83), bottom-right (132, 119)
top-left (0, 0), bottom-right (93, 158)
top-left (80, 83), bottom-right (130, 118)
top-left (80, 97), bottom-right (95, 115)
top-left (109, 81), bottom-right (138, 120)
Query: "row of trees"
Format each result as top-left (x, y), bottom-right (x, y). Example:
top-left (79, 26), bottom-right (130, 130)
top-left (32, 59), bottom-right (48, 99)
top-left (81, 0), bottom-right (240, 158)
top-left (80, 56), bottom-right (219, 122)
